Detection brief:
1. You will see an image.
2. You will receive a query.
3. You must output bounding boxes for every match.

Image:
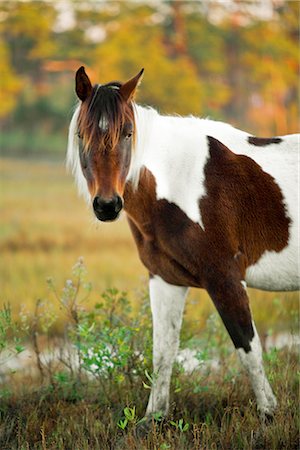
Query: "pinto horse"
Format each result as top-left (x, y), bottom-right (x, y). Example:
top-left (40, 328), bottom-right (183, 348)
top-left (67, 67), bottom-right (299, 420)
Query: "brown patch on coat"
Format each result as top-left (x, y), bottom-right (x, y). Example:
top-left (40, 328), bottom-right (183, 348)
top-left (124, 138), bottom-right (290, 288)
top-left (202, 136), bottom-right (290, 267)
top-left (248, 136), bottom-right (282, 146)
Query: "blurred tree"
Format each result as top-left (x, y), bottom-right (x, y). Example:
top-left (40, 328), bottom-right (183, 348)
top-left (184, 7), bottom-right (232, 118)
top-left (89, 3), bottom-right (202, 115)
top-left (241, 2), bottom-right (299, 135)
top-left (0, 42), bottom-right (21, 119)
top-left (1, 1), bottom-right (57, 83)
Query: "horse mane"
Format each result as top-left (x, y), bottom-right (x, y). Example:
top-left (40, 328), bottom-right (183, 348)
top-left (67, 104), bottom-right (90, 203)
top-left (77, 83), bottom-right (135, 154)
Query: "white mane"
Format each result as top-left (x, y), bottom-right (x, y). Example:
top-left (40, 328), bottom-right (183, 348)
top-left (127, 104), bottom-right (158, 188)
top-left (66, 104), bottom-right (90, 204)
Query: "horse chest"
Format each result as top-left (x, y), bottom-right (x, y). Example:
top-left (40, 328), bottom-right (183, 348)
top-left (126, 198), bottom-right (208, 287)
top-left (127, 217), bottom-right (201, 287)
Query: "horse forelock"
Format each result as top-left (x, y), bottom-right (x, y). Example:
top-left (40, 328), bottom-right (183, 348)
top-left (77, 83), bottom-right (135, 154)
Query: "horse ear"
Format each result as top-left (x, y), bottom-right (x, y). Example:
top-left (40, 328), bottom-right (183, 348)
top-left (120, 68), bottom-right (144, 102)
top-left (75, 66), bottom-right (92, 101)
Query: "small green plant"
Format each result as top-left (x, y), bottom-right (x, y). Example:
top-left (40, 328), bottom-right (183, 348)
top-left (142, 368), bottom-right (158, 390)
top-left (170, 418), bottom-right (189, 432)
top-left (117, 406), bottom-right (138, 430)
top-left (42, 259), bottom-right (152, 403)
top-left (117, 417), bottom-right (128, 430)
top-left (76, 289), bottom-right (151, 387)
top-left (264, 347), bottom-right (279, 365)
top-left (152, 411), bottom-right (164, 422)
top-left (0, 304), bottom-right (25, 365)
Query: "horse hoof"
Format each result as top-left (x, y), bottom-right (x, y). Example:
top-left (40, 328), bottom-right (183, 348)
top-left (258, 407), bottom-right (276, 424)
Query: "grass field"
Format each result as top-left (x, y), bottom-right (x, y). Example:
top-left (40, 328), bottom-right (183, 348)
top-left (0, 157), bottom-right (299, 449)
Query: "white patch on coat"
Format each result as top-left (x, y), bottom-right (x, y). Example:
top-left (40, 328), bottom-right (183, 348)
top-left (146, 276), bottom-right (188, 416)
top-left (238, 322), bottom-right (277, 417)
top-left (242, 135), bottom-right (299, 291)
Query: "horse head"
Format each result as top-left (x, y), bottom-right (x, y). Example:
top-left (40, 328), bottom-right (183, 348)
top-left (75, 66), bottom-right (144, 221)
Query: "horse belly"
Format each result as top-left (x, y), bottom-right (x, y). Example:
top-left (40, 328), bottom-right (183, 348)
top-left (245, 243), bottom-right (299, 291)
top-left (244, 143), bottom-right (299, 292)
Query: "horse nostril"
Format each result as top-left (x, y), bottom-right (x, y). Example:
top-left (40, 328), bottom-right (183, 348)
top-left (93, 195), bottom-right (123, 215)
top-left (114, 195), bottom-right (123, 213)
top-left (93, 196), bottom-right (103, 211)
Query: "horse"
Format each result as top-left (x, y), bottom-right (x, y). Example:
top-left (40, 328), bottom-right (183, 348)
top-left (67, 66), bottom-right (299, 421)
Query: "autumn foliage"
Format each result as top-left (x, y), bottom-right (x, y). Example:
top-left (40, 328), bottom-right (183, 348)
top-left (0, 1), bottom-right (298, 156)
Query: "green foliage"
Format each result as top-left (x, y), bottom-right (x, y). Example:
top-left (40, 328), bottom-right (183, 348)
top-left (39, 259), bottom-right (152, 399)
top-left (142, 368), bottom-right (158, 390)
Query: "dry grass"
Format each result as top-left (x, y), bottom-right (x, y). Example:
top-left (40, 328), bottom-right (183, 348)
top-left (0, 350), bottom-right (298, 450)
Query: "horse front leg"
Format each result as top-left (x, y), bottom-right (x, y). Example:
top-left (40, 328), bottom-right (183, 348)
top-left (145, 275), bottom-right (188, 417)
top-left (206, 271), bottom-right (277, 418)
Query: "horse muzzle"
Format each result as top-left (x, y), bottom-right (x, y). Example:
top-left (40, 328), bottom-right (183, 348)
top-left (93, 195), bottom-right (123, 222)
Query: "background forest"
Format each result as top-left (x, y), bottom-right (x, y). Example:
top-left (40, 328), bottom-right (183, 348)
top-left (1, 0), bottom-right (299, 158)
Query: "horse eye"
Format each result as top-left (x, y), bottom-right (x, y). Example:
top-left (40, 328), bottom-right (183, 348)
top-left (80, 153), bottom-right (88, 170)
top-left (125, 132), bottom-right (132, 140)
top-left (78, 139), bottom-right (88, 170)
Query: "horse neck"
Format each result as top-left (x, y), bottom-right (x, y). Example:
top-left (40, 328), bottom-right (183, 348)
top-left (127, 104), bottom-right (204, 188)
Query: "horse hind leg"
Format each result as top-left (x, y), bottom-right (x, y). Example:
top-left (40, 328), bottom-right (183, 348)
top-left (237, 317), bottom-right (277, 418)
top-left (206, 272), bottom-right (277, 418)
